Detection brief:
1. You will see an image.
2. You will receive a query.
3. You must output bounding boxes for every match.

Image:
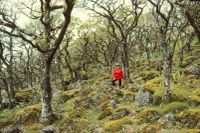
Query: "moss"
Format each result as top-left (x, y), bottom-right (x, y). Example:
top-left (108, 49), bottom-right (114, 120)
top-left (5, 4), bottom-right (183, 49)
top-left (143, 77), bottom-right (163, 93)
top-left (194, 89), bottom-right (200, 97)
top-left (189, 95), bottom-right (200, 104)
top-left (178, 129), bottom-right (200, 133)
top-left (98, 107), bottom-right (114, 120)
top-left (161, 102), bottom-right (189, 113)
top-left (56, 117), bottom-right (91, 132)
top-left (178, 109), bottom-right (200, 128)
top-left (15, 89), bottom-right (34, 103)
top-left (171, 84), bottom-right (192, 101)
top-left (139, 108), bottom-right (161, 123)
top-left (68, 107), bottom-right (85, 118)
top-left (140, 124), bottom-right (162, 133)
top-left (82, 109), bottom-right (101, 121)
top-left (13, 104), bottom-right (41, 125)
top-left (0, 108), bottom-right (18, 129)
top-left (94, 73), bottom-right (111, 85)
top-left (104, 116), bottom-right (132, 131)
top-left (139, 69), bottom-right (159, 81)
top-left (26, 123), bottom-right (44, 133)
top-left (99, 99), bottom-right (110, 110)
top-left (60, 89), bottom-right (80, 102)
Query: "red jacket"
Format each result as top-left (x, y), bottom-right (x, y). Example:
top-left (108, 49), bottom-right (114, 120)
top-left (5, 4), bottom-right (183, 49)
top-left (113, 67), bottom-right (124, 80)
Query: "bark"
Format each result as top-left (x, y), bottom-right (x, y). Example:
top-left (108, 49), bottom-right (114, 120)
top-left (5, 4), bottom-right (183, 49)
top-left (162, 40), bottom-right (172, 103)
top-left (40, 55), bottom-right (53, 123)
top-left (8, 35), bottom-right (15, 99)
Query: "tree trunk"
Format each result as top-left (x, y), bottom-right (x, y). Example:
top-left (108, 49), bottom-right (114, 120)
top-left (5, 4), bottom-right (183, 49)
top-left (3, 78), bottom-right (13, 109)
top-left (162, 42), bottom-right (172, 103)
top-left (40, 55), bottom-right (53, 124)
top-left (8, 35), bottom-right (15, 99)
top-left (122, 42), bottom-right (130, 81)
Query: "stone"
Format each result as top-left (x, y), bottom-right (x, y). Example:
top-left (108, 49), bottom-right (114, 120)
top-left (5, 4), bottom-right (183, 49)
top-left (158, 113), bottom-right (176, 128)
top-left (135, 89), bottom-right (152, 107)
top-left (1, 125), bottom-right (25, 133)
top-left (41, 126), bottom-right (54, 133)
top-left (110, 108), bottom-right (131, 120)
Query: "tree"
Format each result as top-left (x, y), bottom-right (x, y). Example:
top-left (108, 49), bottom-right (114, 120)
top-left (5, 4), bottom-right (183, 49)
top-left (147, 0), bottom-right (188, 102)
top-left (86, 0), bottom-right (145, 80)
top-left (0, 0), bottom-right (75, 123)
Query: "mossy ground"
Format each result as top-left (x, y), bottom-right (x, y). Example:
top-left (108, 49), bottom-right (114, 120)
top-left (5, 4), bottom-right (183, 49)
top-left (1, 64), bottom-right (200, 132)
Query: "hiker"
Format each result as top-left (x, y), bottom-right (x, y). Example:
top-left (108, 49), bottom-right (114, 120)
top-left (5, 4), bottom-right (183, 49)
top-left (112, 63), bottom-right (124, 86)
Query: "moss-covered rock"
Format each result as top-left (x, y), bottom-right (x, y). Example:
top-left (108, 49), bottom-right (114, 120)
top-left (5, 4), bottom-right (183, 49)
top-left (15, 89), bottom-right (34, 103)
top-left (140, 124), bottom-right (162, 133)
top-left (122, 91), bottom-right (137, 102)
top-left (13, 104), bottom-right (41, 125)
top-left (178, 129), bottom-right (200, 133)
top-left (189, 95), bottom-right (200, 105)
top-left (110, 107), bottom-right (131, 120)
top-left (98, 107), bottom-right (113, 120)
top-left (143, 77), bottom-right (163, 93)
top-left (68, 107), bottom-right (85, 118)
top-left (161, 102), bottom-right (189, 113)
top-left (178, 109), bottom-right (200, 128)
top-left (104, 116), bottom-right (132, 131)
top-left (171, 84), bottom-right (192, 101)
top-left (60, 89), bottom-right (80, 102)
top-left (56, 118), bottom-right (91, 133)
top-left (139, 108), bottom-right (161, 123)
top-left (139, 69), bottom-right (160, 81)
top-left (26, 123), bottom-right (44, 133)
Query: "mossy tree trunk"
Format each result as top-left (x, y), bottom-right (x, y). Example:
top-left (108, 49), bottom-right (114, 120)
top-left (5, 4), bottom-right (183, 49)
top-left (0, 0), bottom-right (74, 123)
top-left (162, 40), bottom-right (172, 103)
top-left (41, 55), bottom-right (53, 123)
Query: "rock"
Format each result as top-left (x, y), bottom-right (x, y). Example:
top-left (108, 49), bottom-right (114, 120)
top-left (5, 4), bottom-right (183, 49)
top-left (135, 89), bottom-right (152, 107)
top-left (178, 109), bottom-right (200, 128)
top-left (107, 99), bottom-right (118, 109)
top-left (13, 104), bottom-right (41, 125)
top-left (1, 124), bottom-right (25, 133)
top-left (123, 92), bottom-right (136, 102)
top-left (189, 65), bottom-right (200, 78)
top-left (98, 107), bottom-right (113, 120)
top-left (139, 108), bottom-right (161, 123)
top-left (141, 124), bottom-right (162, 133)
top-left (53, 90), bottom-right (62, 101)
top-left (127, 86), bottom-right (141, 92)
top-left (15, 90), bottom-right (33, 103)
top-left (110, 108), bottom-right (131, 120)
top-left (104, 117), bottom-right (132, 131)
top-left (158, 113), bottom-right (176, 128)
top-left (41, 126), bottom-right (54, 133)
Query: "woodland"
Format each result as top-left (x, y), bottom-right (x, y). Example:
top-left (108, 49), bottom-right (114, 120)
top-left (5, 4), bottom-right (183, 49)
top-left (0, 0), bottom-right (200, 132)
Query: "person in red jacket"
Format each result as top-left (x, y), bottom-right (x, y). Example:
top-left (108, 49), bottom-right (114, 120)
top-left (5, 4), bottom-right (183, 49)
top-left (112, 63), bottom-right (124, 86)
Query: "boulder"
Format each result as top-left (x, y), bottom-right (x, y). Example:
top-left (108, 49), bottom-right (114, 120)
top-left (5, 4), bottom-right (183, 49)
top-left (158, 113), bottom-right (176, 128)
top-left (135, 89), bottom-right (152, 107)
top-left (41, 126), bottom-right (54, 133)
top-left (1, 124), bottom-right (25, 133)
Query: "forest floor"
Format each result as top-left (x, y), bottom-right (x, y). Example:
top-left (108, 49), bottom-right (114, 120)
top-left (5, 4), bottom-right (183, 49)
top-left (1, 59), bottom-right (200, 133)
